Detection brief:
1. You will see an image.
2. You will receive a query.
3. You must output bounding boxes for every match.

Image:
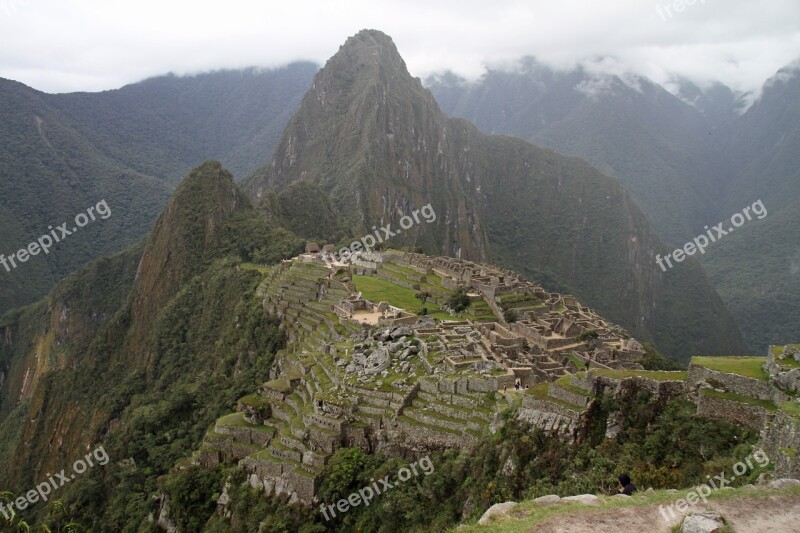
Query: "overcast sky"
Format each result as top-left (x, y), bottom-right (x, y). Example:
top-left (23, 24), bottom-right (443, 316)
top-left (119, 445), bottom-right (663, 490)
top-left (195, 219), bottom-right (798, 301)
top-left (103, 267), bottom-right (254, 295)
top-left (1, 0), bottom-right (798, 95)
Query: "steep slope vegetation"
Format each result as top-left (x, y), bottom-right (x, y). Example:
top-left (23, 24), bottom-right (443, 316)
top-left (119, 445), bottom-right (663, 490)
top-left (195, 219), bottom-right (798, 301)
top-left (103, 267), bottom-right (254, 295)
top-left (702, 64), bottom-right (800, 352)
top-left (244, 30), bottom-right (745, 359)
top-left (0, 161), bottom-right (303, 528)
top-left (0, 78), bottom-right (172, 316)
top-left (0, 64), bottom-right (314, 317)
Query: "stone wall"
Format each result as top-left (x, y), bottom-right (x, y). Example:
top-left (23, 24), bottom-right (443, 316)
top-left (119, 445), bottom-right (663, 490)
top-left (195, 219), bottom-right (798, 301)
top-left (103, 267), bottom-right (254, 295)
top-left (766, 346), bottom-right (800, 394)
top-left (589, 373), bottom-right (687, 400)
top-left (548, 383), bottom-right (588, 408)
top-left (395, 418), bottom-right (475, 450)
top-left (521, 394), bottom-right (581, 419)
top-left (762, 409), bottom-right (800, 478)
top-left (241, 457), bottom-right (319, 505)
top-left (687, 364), bottom-right (785, 402)
top-left (696, 393), bottom-right (772, 431)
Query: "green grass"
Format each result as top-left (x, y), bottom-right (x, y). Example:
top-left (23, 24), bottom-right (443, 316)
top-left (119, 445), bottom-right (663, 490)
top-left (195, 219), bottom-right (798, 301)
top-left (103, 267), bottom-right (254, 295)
top-left (554, 375), bottom-right (591, 398)
top-left (779, 401), bottom-right (800, 418)
top-left (525, 382), bottom-right (581, 411)
top-left (448, 485), bottom-right (800, 533)
top-left (237, 393), bottom-right (270, 409)
top-left (264, 378), bottom-right (290, 393)
top-left (352, 275), bottom-right (451, 320)
top-left (567, 354), bottom-right (587, 370)
top-left (700, 388), bottom-right (777, 411)
top-left (590, 369), bottom-right (687, 381)
top-left (215, 412), bottom-right (266, 428)
top-left (239, 262), bottom-right (272, 274)
top-left (691, 357), bottom-right (768, 381)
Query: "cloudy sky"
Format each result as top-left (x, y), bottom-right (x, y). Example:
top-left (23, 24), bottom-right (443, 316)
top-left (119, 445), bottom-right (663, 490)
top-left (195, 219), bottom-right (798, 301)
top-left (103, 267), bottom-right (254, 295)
top-left (1, 0), bottom-right (798, 95)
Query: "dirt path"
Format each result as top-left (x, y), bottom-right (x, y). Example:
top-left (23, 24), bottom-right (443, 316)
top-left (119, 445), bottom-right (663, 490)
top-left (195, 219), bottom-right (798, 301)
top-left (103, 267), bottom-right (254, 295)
top-left (527, 492), bottom-right (800, 532)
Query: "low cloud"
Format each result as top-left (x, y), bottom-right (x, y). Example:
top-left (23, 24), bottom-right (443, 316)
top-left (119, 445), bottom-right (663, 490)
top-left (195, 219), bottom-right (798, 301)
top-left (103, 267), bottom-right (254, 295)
top-left (0, 0), bottom-right (798, 94)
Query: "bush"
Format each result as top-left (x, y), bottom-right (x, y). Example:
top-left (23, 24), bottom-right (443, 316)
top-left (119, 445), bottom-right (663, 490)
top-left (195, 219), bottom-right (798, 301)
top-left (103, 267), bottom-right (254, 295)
top-left (448, 288), bottom-right (471, 313)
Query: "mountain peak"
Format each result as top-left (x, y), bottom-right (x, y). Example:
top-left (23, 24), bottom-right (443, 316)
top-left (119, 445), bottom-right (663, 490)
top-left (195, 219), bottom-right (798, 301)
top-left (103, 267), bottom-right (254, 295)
top-left (325, 29), bottom-right (410, 80)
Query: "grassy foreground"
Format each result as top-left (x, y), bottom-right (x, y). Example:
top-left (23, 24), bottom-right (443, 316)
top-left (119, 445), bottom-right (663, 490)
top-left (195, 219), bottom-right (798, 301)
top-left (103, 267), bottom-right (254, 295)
top-left (452, 484), bottom-right (800, 532)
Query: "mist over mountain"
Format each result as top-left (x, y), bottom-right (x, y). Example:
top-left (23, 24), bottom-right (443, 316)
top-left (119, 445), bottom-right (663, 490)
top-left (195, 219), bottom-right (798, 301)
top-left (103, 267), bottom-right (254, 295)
top-left (427, 58), bottom-right (800, 353)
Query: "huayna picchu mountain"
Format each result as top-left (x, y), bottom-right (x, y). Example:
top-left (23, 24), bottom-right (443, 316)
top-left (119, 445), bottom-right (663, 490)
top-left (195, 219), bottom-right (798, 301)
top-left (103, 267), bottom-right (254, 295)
top-left (244, 29), bottom-right (745, 360)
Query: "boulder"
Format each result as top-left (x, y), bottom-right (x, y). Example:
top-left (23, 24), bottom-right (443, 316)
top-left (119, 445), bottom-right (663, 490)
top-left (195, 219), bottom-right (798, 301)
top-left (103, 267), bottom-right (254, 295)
top-left (561, 494), bottom-right (600, 505)
top-left (390, 326), bottom-right (413, 339)
top-left (534, 494), bottom-right (561, 504)
top-left (681, 512), bottom-right (725, 533)
top-left (767, 478), bottom-right (800, 489)
top-left (477, 502), bottom-right (517, 525)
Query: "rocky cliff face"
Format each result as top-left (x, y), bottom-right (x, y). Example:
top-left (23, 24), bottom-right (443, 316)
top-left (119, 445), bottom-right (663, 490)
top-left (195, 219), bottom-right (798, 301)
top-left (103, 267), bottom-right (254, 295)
top-left (243, 29), bottom-right (745, 359)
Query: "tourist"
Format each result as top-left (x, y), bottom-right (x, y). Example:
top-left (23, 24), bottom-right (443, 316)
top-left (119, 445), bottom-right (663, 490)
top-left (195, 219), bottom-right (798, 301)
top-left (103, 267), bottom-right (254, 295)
top-left (617, 473), bottom-right (637, 496)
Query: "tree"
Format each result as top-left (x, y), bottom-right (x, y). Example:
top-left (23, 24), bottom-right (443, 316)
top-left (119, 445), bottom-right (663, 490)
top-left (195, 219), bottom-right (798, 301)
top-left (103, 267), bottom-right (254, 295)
top-left (448, 288), bottom-right (471, 313)
top-left (577, 329), bottom-right (599, 342)
top-left (503, 308), bottom-right (518, 323)
top-left (415, 291), bottom-right (432, 311)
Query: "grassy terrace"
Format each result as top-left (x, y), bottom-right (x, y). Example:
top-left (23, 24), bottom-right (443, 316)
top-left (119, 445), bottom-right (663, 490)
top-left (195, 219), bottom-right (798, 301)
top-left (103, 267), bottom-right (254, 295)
top-left (700, 388), bottom-right (777, 411)
top-left (216, 412), bottom-right (275, 431)
top-left (352, 274), bottom-right (452, 320)
top-left (239, 262), bottom-right (272, 274)
top-left (566, 353), bottom-right (587, 370)
top-left (525, 382), bottom-right (582, 411)
top-left (691, 356), bottom-right (768, 380)
top-left (780, 401), bottom-right (800, 418)
top-left (554, 375), bottom-right (591, 397)
top-left (397, 414), bottom-right (461, 435)
top-left (589, 369), bottom-right (688, 381)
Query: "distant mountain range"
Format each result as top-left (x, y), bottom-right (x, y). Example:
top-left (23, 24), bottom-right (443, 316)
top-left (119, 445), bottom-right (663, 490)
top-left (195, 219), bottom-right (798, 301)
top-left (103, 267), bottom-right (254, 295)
top-left (427, 58), bottom-right (800, 353)
top-left (0, 63), bottom-right (316, 314)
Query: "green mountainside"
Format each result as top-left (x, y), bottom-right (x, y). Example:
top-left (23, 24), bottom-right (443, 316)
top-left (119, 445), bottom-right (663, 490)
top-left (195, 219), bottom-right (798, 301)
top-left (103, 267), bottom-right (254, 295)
top-left (0, 161), bottom-right (304, 528)
top-left (0, 64), bottom-right (315, 317)
top-left (0, 78), bottom-right (172, 315)
top-left (50, 63), bottom-right (317, 182)
top-left (244, 30), bottom-right (745, 360)
top-left (703, 65), bottom-right (800, 353)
